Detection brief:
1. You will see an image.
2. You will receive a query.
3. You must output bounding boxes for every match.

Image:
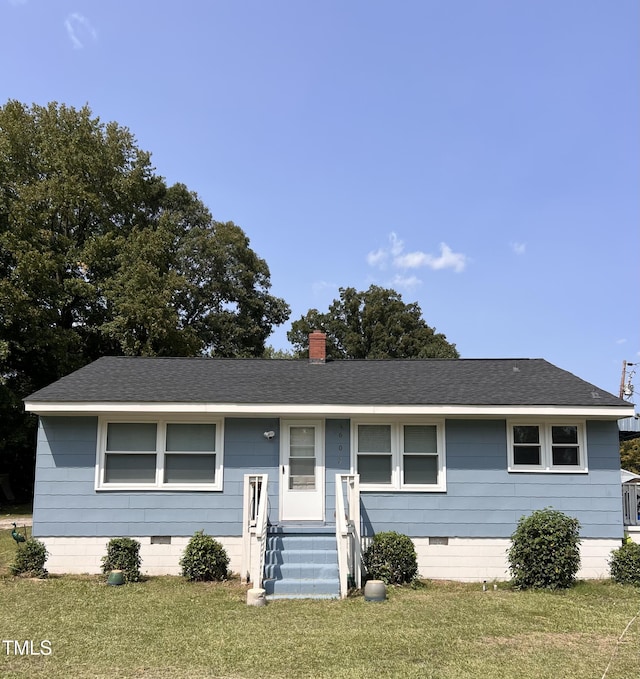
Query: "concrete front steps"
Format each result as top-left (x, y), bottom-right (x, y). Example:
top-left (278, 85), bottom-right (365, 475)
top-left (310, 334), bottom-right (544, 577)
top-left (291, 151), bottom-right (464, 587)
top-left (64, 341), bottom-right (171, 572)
top-left (263, 525), bottom-right (340, 600)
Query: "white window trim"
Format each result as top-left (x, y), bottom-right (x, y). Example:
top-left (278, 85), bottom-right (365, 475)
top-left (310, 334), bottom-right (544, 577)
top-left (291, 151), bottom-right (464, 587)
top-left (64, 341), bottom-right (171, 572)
top-left (351, 418), bottom-right (446, 492)
top-left (507, 420), bottom-right (588, 473)
top-left (95, 415), bottom-right (224, 491)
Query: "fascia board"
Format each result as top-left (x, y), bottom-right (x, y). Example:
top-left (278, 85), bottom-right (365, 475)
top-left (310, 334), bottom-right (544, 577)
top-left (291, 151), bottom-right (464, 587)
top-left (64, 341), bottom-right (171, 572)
top-left (23, 401), bottom-right (636, 419)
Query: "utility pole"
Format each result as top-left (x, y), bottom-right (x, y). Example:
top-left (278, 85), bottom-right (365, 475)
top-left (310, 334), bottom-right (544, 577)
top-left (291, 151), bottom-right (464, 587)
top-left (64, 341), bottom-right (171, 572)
top-left (620, 361), bottom-right (636, 400)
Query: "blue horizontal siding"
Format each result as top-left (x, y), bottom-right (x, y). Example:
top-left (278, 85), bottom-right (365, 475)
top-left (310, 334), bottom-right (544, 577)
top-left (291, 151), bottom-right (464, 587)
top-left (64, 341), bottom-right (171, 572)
top-left (325, 419), bottom-right (351, 521)
top-left (33, 416), bottom-right (623, 542)
top-left (33, 416), bottom-right (280, 538)
top-left (360, 419), bottom-right (623, 539)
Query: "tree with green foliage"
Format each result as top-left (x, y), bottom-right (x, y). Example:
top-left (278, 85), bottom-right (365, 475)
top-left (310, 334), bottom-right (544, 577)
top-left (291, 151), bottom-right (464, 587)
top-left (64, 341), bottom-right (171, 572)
top-left (621, 438), bottom-right (640, 475)
top-left (287, 285), bottom-right (458, 359)
top-left (0, 100), bottom-right (289, 498)
top-left (262, 346), bottom-right (295, 359)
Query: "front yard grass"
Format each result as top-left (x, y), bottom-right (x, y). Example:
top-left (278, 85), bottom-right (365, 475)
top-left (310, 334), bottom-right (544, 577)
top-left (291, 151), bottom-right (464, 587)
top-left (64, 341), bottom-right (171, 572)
top-left (1, 528), bottom-right (639, 679)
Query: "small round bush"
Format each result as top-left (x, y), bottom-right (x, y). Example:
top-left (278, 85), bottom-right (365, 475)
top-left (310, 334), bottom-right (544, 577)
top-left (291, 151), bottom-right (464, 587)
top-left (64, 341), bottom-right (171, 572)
top-left (180, 531), bottom-right (229, 582)
top-left (10, 538), bottom-right (48, 578)
top-left (508, 508), bottom-right (581, 590)
top-left (363, 531), bottom-right (418, 585)
top-left (101, 537), bottom-right (142, 583)
top-left (609, 540), bottom-right (640, 585)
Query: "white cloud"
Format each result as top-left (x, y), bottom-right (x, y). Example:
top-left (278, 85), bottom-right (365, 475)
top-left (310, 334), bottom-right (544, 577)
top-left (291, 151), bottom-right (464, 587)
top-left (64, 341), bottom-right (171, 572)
top-left (391, 274), bottom-right (422, 290)
top-left (367, 233), bottom-right (467, 275)
top-left (366, 248), bottom-right (387, 268)
top-left (389, 232), bottom-right (404, 257)
top-left (366, 232), bottom-right (404, 268)
top-left (64, 13), bottom-right (97, 49)
top-left (429, 243), bottom-right (467, 272)
top-left (395, 242), bottom-right (467, 273)
top-left (394, 251), bottom-right (430, 268)
top-left (511, 242), bottom-right (526, 255)
top-left (616, 338), bottom-right (627, 345)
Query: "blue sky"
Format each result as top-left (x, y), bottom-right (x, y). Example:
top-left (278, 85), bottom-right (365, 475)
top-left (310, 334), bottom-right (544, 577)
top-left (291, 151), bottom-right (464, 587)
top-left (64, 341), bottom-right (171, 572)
top-left (2, 0), bottom-right (638, 397)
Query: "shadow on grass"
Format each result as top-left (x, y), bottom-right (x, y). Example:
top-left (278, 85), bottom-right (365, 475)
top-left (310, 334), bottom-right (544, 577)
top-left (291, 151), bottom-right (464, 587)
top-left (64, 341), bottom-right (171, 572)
top-left (0, 501), bottom-right (33, 518)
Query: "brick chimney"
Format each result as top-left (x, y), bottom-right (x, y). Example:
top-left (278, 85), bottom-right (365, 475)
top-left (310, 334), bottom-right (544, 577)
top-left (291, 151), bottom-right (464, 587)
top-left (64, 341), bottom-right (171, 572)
top-left (308, 331), bottom-right (327, 364)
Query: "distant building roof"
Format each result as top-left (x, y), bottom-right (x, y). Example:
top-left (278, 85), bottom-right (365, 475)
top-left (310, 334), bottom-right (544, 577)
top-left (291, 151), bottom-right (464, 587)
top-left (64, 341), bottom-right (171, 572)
top-left (619, 415), bottom-right (640, 433)
top-left (622, 469), bottom-right (640, 484)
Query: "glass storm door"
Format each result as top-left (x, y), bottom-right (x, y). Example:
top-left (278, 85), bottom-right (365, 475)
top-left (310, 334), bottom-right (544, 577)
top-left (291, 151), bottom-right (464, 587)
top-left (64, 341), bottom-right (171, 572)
top-left (280, 421), bottom-right (324, 521)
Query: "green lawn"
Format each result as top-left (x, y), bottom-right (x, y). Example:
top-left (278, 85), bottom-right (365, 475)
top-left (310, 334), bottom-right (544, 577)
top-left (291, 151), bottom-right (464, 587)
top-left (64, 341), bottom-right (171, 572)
top-left (1, 528), bottom-right (639, 679)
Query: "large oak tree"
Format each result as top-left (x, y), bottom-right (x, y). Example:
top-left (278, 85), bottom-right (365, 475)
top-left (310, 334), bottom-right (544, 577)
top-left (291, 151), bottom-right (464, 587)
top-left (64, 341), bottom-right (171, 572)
top-left (0, 100), bottom-right (289, 497)
top-left (288, 285), bottom-right (459, 359)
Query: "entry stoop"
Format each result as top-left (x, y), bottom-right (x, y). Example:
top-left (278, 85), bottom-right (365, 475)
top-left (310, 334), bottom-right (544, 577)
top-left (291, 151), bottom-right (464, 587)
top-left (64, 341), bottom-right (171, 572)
top-left (263, 526), bottom-right (340, 600)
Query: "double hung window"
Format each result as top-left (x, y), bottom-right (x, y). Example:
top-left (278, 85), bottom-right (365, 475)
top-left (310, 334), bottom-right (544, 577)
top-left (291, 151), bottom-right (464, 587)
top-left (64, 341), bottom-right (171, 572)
top-left (97, 419), bottom-right (223, 490)
top-left (508, 421), bottom-right (586, 472)
top-left (354, 421), bottom-right (445, 491)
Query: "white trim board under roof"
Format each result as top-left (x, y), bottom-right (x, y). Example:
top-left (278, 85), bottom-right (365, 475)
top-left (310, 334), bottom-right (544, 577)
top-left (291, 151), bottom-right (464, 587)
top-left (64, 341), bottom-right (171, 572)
top-left (23, 401), bottom-right (634, 418)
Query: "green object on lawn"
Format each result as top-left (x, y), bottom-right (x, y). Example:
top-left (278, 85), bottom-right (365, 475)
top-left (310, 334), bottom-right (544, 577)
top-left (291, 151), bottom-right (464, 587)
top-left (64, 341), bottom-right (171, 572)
top-left (107, 570), bottom-right (125, 586)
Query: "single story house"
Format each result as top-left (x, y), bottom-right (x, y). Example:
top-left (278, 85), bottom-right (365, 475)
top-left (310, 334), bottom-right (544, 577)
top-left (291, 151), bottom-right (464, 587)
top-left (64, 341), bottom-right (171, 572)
top-left (24, 333), bottom-right (635, 597)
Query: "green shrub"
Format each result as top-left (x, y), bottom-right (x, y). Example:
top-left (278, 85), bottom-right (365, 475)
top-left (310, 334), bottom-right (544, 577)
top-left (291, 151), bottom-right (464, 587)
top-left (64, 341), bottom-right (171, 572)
top-left (363, 531), bottom-right (418, 585)
top-left (101, 537), bottom-right (142, 583)
top-left (508, 508), bottom-right (581, 590)
top-left (180, 531), bottom-right (229, 581)
top-left (10, 538), bottom-right (48, 578)
top-left (609, 540), bottom-right (640, 585)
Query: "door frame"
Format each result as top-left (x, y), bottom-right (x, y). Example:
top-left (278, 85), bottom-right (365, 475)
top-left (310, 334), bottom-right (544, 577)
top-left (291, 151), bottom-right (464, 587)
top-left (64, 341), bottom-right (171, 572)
top-left (279, 419), bottom-right (325, 522)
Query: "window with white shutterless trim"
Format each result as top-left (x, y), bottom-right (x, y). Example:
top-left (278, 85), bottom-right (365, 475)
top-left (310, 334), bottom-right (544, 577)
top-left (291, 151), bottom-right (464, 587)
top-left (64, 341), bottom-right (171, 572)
top-left (96, 418), bottom-right (223, 490)
top-left (353, 421), bottom-right (446, 491)
top-left (507, 421), bottom-right (587, 473)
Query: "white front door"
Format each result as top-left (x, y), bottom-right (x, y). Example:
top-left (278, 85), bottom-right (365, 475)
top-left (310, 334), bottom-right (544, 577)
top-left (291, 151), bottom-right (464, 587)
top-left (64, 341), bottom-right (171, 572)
top-left (280, 420), bottom-right (324, 521)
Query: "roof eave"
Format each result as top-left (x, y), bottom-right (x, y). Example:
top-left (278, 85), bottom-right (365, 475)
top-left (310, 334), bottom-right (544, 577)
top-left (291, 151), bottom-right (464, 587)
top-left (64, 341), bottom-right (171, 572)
top-left (23, 401), bottom-right (636, 419)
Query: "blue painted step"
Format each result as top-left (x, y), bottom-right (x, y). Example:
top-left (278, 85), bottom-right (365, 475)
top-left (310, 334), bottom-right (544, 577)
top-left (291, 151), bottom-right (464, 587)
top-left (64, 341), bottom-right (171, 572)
top-left (263, 529), bottom-right (340, 600)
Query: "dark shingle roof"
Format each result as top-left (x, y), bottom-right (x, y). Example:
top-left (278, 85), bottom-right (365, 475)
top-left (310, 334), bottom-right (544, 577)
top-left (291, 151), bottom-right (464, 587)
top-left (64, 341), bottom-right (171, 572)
top-left (24, 357), bottom-right (628, 408)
